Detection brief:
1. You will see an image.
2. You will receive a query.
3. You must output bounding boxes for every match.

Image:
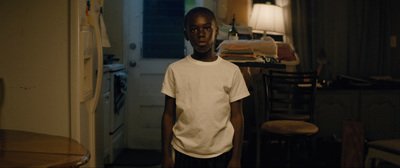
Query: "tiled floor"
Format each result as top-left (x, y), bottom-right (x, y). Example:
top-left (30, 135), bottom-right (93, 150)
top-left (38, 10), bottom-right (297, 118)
top-left (105, 141), bottom-right (398, 168)
top-left (105, 149), bottom-right (162, 168)
top-left (105, 142), bottom-right (323, 168)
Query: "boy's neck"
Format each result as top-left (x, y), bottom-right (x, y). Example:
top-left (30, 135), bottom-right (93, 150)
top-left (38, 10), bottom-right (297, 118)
top-left (192, 51), bottom-right (217, 62)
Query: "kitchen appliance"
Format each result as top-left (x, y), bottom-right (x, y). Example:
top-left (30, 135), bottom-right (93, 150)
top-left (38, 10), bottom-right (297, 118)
top-left (101, 64), bottom-right (127, 164)
top-left (0, 0), bottom-right (111, 167)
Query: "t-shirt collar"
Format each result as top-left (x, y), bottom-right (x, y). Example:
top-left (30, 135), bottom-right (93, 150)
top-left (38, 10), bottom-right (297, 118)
top-left (187, 55), bottom-right (222, 66)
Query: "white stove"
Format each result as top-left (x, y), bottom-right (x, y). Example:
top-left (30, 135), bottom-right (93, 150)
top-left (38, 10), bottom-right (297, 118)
top-left (100, 63), bottom-right (126, 164)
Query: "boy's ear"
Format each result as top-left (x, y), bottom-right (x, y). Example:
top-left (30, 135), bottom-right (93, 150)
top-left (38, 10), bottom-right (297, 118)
top-left (215, 26), bottom-right (219, 38)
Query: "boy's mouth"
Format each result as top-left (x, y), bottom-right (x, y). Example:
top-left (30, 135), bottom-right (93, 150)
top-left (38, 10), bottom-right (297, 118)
top-left (198, 42), bottom-right (207, 46)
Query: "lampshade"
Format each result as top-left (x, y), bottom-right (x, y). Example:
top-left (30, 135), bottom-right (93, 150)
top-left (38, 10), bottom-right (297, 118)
top-left (249, 3), bottom-right (285, 35)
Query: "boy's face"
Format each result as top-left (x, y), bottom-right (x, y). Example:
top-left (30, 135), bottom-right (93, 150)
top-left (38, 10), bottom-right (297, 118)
top-left (184, 12), bottom-right (219, 54)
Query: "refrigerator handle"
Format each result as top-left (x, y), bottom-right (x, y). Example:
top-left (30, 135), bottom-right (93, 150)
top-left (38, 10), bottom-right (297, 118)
top-left (91, 12), bottom-right (103, 114)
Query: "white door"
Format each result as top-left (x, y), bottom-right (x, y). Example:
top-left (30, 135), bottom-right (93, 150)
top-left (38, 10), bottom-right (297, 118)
top-left (124, 0), bottom-right (181, 150)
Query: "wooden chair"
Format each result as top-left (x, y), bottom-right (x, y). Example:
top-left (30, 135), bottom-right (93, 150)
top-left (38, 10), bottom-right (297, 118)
top-left (365, 139), bottom-right (400, 168)
top-left (255, 70), bottom-right (319, 167)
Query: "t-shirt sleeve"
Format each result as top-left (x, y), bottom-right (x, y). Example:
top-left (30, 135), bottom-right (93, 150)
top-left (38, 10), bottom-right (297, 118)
top-left (229, 67), bottom-right (250, 102)
top-left (161, 66), bottom-right (176, 98)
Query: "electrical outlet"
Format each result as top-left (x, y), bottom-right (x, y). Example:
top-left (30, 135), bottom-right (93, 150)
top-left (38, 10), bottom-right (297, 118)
top-left (390, 36), bottom-right (396, 48)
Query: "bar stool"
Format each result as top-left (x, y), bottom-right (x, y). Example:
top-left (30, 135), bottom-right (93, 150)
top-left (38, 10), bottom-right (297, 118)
top-left (256, 70), bottom-right (319, 167)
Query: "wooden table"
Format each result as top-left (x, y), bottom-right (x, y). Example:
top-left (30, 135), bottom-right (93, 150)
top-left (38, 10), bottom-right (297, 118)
top-left (0, 129), bottom-right (90, 167)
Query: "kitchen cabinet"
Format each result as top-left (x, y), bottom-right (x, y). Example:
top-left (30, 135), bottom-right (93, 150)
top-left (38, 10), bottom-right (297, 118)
top-left (360, 91), bottom-right (400, 140)
top-left (314, 90), bottom-right (359, 138)
top-left (314, 89), bottom-right (400, 141)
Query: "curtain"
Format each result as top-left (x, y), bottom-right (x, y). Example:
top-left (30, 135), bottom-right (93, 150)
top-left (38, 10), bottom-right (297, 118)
top-left (291, 0), bottom-right (390, 80)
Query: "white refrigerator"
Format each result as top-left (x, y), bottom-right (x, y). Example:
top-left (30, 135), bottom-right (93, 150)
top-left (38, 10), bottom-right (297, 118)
top-left (0, 0), bottom-right (110, 167)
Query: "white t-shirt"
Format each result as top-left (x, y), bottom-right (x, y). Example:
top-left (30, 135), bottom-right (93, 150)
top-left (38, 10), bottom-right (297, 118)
top-left (161, 55), bottom-right (250, 158)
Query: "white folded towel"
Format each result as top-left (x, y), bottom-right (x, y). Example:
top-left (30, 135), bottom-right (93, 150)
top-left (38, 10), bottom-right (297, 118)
top-left (217, 36), bottom-right (277, 58)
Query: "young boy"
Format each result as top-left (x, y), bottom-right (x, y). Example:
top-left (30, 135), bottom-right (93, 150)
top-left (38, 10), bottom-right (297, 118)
top-left (161, 7), bottom-right (250, 168)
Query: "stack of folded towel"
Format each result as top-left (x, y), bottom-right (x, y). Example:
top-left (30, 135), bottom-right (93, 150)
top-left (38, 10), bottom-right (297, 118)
top-left (217, 36), bottom-right (278, 61)
top-left (218, 43), bottom-right (257, 60)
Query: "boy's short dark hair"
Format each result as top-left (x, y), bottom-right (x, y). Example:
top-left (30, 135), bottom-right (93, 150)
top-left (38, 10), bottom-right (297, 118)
top-left (183, 7), bottom-right (217, 30)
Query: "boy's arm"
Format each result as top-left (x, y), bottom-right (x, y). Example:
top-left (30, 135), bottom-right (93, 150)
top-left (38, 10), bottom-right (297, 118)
top-left (229, 100), bottom-right (244, 168)
top-left (162, 95), bottom-right (176, 168)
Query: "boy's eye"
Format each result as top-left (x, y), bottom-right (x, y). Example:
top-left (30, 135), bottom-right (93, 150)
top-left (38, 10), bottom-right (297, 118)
top-left (188, 26), bottom-right (212, 33)
top-left (190, 28), bottom-right (198, 33)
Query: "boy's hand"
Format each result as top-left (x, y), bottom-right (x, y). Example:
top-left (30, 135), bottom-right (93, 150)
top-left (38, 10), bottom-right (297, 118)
top-left (227, 159), bottom-right (241, 168)
top-left (162, 157), bottom-right (174, 168)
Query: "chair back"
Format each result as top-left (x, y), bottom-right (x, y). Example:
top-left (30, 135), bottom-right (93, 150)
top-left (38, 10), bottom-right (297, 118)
top-left (264, 70), bottom-right (318, 122)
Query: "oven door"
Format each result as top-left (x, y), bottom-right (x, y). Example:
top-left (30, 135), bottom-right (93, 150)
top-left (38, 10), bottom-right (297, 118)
top-left (113, 71), bottom-right (126, 115)
top-left (110, 70), bottom-right (126, 132)
top-left (109, 70), bottom-right (127, 163)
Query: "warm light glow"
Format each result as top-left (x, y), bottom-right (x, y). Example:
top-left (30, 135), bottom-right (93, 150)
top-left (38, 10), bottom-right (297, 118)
top-left (249, 3), bottom-right (285, 35)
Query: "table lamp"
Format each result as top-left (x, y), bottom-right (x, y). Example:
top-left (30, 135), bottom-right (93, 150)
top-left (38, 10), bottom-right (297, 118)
top-left (249, 3), bottom-right (285, 38)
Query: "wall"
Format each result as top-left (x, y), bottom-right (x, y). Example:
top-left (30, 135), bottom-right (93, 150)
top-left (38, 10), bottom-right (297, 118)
top-left (103, 0), bottom-right (124, 64)
top-left (225, 0), bottom-right (251, 25)
top-left (0, 0), bottom-right (70, 137)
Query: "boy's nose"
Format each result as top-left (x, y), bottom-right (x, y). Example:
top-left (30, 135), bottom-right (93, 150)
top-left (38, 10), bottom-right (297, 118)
top-left (198, 28), bottom-right (206, 37)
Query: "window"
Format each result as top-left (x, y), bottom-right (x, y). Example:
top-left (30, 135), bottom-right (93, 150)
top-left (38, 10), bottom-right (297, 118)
top-left (143, 0), bottom-right (185, 58)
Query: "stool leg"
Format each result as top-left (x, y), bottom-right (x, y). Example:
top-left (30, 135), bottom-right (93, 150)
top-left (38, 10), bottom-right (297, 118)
top-left (306, 137), bottom-right (314, 162)
top-left (256, 132), bottom-right (260, 168)
top-left (285, 138), bottom-right (291, 167)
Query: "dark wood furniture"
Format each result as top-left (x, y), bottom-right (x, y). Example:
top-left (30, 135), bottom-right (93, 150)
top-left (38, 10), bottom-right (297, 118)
top-left (0, 129), bottom-right (90, 167)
